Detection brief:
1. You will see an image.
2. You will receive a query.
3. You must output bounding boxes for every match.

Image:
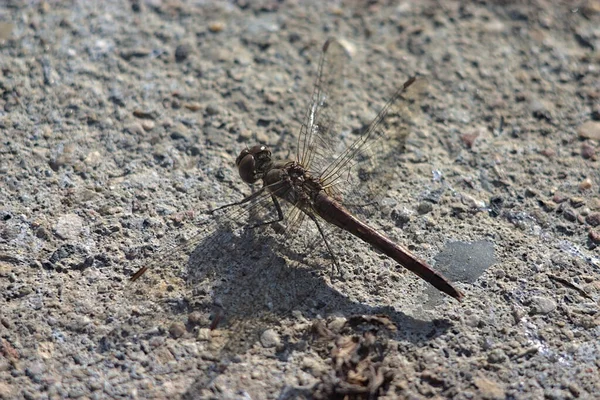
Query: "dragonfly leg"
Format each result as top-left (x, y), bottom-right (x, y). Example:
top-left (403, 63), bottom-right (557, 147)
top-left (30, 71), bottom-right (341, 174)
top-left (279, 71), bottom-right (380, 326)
top-left (246, 195), bottom-right (285, 229)
top-left (307, 213), bottom-right (342, 279)
top-left (209, 187), bottom-right (267, 213)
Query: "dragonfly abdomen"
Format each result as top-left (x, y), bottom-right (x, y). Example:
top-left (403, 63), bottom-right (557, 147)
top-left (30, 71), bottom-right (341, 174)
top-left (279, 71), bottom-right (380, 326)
top-left (313, 192), bottom-right (463, 301)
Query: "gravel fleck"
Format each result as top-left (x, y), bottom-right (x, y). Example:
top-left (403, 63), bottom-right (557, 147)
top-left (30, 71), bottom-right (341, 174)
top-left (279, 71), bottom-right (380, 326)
top-left (579, 178), bottom-right (593, 191)
top-left (589, 229), bottom-right (600, 244)
top-left (168, 322), bottom-right (186, 339)
top-left (260, 329), bottom-right (281, 348)
top-left (581, 142), bottom-right (596, 159)
top-left (487, 349), bottom-right (507, 364)
top-left (529, 296), bottom-right (557, 315)
top-left (53, 214), bottom-right (84, 241)
top-left (175, 44), bottom-right (192, 62)
top-left (473, 376), bottom-right (505, 400)
top-left (585, 212), bottom-right (600, 227)
top-left (577, 121), bottom-right (600, 141)
top-left (417, 201), bottom-right (433, 214)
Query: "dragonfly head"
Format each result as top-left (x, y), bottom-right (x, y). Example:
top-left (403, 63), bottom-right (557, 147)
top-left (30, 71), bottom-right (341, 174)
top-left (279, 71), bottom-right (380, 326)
top-left (236, 145), bottom-right (273, 184)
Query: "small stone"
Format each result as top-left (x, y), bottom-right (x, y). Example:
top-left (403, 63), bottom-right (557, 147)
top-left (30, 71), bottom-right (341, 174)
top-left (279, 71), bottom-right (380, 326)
top-left (255, 130), bottom-right (269, 144)
top-left (530, 99), bottom-right (552, 121)
top-left (529, 296), bottom-right (556, 315)
top-left (133, 109), bottom-right (158, 120)
top-left (197, 328), bottom-right (211, 341)
top-left (141, 121), bottom-right (155, 131)
top-left (562, 207), bottom-right (577, 222)
top-left (208, 21), bottom-right (225, 33)
top-left (589, 229), bottom-right (600, 244)
top-left (250, 369), bottom-right (263, 380)
top-left (487, 349), bottom-right (507, 363)
top-left (302, 356), bottom-right (327, 375)
top-left (579, 178), bottom-right (593, 191)
top-left (461, 131), bottom-right (479, 149)
top-left (417, 201), bottom-right (433, 214)
top-left (238, 129), bottom-right (252, 142)
top-left (187, 312), bottom-right (203, 326)
top-left (205, 105), bottom-right (220, 116)
top-left (568, 383), bottom-right (582, 398)
top-left (120, 48), bottom-right (151, 60)
top-left (586, 212), bottom-right (600, 227)
top-left (174, 44), bottom-right (192, 62)
top-left (581, 143), bottom-right (596, 159)
top-left (152, 346), bottom-right (175, 363)
top-left (327, 317), bottom-right (347, 333)
top-left (540, 148), bottom-right (555, 158)
top-left (539, 199), bottom-right (557, 212)
top-left (124, 122), bottom-right (145, 136)
top-left (392, 208), bottom-right (411, 226)
top-left (552, 193), bottom-right (568, 203)
top-left (464, 315), bottom-right (480, 327)
top-left (25, 362), bottom-right (45, 383)
top-left (53, 214), bottom-right (84, 241)
top-left (474, 376), bottom-right (505, 400)
top-left (260, 329), bottom-right (280, 348)
top-left (462, 194), bottom-right (486, 209)
top-left (184, 102), bottom-right (202, 111)
top-left (570, 197), bottom-right (586, 208)
top-left (168, 322), bottom-right (186, 338)
top-left (35, 226), bottom-right (51, 240)
top-left (524, 188), bottom-right (538, 197)
top-left (577, 121), bottom-right (600, 141)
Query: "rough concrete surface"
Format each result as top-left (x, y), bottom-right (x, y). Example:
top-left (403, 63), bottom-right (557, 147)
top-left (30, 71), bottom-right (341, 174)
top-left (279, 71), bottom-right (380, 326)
top-left (1, 1), bottom-right (600, 399)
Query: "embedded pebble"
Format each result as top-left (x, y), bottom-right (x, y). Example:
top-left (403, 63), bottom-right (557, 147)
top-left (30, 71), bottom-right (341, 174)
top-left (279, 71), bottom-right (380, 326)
top-left (562, 207), bottom-right (577, 222)
top-left (197, 328), bottom-right (211, 341)
top-left (579, 178), bottom-right (593, 191)
top-left (589, 230), bottom-right (600, 244)
top-left (487, 349), bottom-right (507, 364)
top-left (417, 201), bottom-right (433, 214)
top-left (530, 99), bottom-right (552, 121)
top-left (327, 317), bottom-right (347, 333)
top-left (208, 21), bottom-right (225, 33)
top-left (260, 329), bottom-right (280, 348)
top-left (529, 296), bottom-right (557, 315)
top-left (168, 322), bottom-right (186, 339)
top-left (124, 122), bottom-right (145, 136)
top-left (187, 312), bottom-right (203, 326)
top-left (581, 143), bottom-right (596, 159)
top-left (175, 44), bottom-right (192, 62)
top-left (586, 212), bottom-right (600, 227)
top-left (53, 214), bottom-right (84, 241)
top-left (577, 121), bottom-right (600, 141)
top-left (474, 377), bottom-right (505, 400)
top-left (391, 208), bottom-right (411, 226)
top-left (141, 120), bottom-right (155, 131)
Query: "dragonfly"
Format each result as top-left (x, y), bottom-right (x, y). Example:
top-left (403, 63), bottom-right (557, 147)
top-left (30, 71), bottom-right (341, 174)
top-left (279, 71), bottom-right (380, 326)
top-left (129, 38), bottom-right (463, 345)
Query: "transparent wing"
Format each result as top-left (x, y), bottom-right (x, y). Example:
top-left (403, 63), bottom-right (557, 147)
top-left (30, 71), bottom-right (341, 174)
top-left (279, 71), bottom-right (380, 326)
top-left (296, 38), bottom-right (428, 205)
top-left (297, 38), bottom-right (350, 174)
top-left (320, 76), bottom-right (429, 203)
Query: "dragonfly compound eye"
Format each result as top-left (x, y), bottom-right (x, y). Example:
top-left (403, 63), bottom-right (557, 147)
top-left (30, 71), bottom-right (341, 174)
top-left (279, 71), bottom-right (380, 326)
top-left (237, 150), bottom-right (258, 184)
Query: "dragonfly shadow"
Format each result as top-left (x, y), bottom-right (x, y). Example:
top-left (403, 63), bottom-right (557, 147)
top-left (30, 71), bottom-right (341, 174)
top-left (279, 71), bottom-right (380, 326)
top-left (180, 222), bottom-right (457, 397)
top-left (184, 220), bottom-right (456, 356)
